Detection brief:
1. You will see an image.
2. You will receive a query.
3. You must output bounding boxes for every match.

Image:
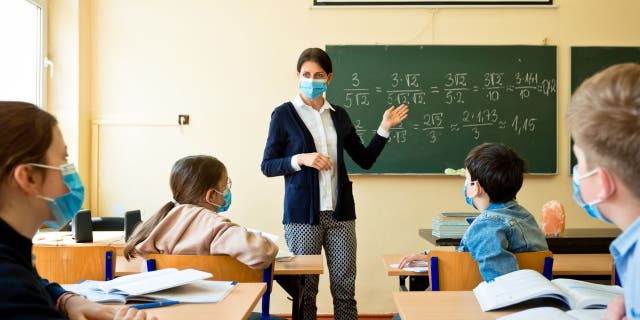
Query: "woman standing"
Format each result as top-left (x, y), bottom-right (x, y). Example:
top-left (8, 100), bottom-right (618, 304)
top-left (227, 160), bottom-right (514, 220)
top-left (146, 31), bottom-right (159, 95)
top-left (261, 48), bottom-right (409, 320)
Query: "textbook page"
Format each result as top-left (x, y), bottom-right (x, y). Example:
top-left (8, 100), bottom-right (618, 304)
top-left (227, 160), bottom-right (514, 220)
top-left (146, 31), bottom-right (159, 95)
top-left (72, 268), bottom-right (212, 296)
top-left (498, 307), bottom-right (605, 320)
top-left (143, 280), bottom-right (237, 303)
top-left (389, 261), bottom-right (429, 273)
top-left (65, 280), bottom-right (237, 304)
top-left (551, 278), bottom-right (623, 309)
top-left (247, 228), bottom-right (279, 243)
top-left (473, 269), bottom-right (569, 311)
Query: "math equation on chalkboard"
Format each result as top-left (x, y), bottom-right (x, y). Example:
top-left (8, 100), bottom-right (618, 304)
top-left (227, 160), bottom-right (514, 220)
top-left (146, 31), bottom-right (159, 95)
top-left (346, 71), bottom-right (556, 145)
top-left (326, 45), bottom-right (557, 174)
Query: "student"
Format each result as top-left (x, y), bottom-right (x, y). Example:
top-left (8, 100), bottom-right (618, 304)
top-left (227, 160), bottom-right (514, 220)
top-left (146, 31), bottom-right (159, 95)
top-left (124, 155), bottom-right (278, 270)
top-left (261, 47), bottom-right (408, 320)
top-left (567, 63), bottom-right (640, 320)
top-left (399, 143), bottom-right (548, 281)
top-left (0, 101), bottom-right (155, 320)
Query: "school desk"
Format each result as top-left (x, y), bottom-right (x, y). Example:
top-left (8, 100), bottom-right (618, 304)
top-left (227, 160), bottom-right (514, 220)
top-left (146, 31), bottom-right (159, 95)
top-left (116, 255), bottom-right (324, 320)
top-left (419, 228), bottom-right (620, 253)
top-left (383, 253), bottom-right (615, 290)
top-left (393, 290), bottom-right (538, 320)
top-left (107, 282), bottom-right (265, 320)
top-left (33, 231), bottom-right (126, 255)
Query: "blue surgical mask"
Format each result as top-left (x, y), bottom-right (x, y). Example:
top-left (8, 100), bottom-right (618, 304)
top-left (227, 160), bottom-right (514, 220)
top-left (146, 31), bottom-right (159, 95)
top-left (31, 163), bottom-right (85, 230)
top-left (463, 180), bottom-right (478, 209)
top-left (571, 165), bottom-right (613, 224)
top-left (299, 78), bottom-right (327, 99)
top-left (209, 188), bottom-right (232, 213)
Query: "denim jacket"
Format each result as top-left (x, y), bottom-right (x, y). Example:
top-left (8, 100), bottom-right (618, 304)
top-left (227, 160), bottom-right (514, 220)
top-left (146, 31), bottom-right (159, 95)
top-left (458, 200), bottom-right (548, 281)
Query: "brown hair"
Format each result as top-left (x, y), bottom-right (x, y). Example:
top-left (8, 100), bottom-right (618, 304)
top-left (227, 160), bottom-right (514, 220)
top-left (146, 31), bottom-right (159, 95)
top-left (0, 102), bottom-right (58, 204)
top-left (567, 63), bottom-right (640, 198)
top-left (297, 48), bottom-right (333, 74)
top-left (124, 155), bottom-right (227, 260)
top-left (465, 143), bottom-right (527, 203)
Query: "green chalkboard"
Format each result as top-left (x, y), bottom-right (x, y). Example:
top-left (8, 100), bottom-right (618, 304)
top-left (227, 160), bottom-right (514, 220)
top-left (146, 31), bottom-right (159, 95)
top-left (570, 47), bottom-right (640, 169)
top-left (325, 45), bottom-right (557, 174)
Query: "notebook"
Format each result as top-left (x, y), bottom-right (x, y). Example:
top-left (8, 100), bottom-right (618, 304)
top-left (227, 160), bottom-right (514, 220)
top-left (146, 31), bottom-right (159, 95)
top-left (65, 268), bottom-right (214, 303)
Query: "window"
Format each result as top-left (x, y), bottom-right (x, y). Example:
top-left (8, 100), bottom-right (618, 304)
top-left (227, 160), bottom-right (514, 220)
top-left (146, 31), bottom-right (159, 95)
top-left (0, 0), bottom-right (48, 107)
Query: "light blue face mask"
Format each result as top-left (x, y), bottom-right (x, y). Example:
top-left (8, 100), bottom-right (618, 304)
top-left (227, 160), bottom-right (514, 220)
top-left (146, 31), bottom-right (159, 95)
top-left (463, 180), bottom-right (478, 209)
top-left (30, 163), bottom-right (85, 230)
top-left (571, 164), bottom-right (613, 224)
top-left (209, 188), bottom-right (232, 213)
top-left (299, 78), bottom-right (328, 99)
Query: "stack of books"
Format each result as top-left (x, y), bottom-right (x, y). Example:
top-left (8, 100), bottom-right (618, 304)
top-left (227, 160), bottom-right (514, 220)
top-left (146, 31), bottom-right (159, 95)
top-left (431, 212), bottom-right (478, 238)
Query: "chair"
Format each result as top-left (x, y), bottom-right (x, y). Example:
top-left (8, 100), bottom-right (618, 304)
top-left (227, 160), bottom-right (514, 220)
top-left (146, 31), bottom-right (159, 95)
top-left (32, 245), bottom-right (116, 283)
top-left (427, 250), bottom-right (554, 291)
top-left (145, 254), bottom-right (274, 320)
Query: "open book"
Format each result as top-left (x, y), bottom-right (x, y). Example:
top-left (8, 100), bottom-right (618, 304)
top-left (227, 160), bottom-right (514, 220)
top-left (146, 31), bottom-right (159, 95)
top-left (499, 307), bottom-right (606, 320)
top-left (65, 268), bottom-right (220, 303)
top-left (473, 269), bottom-right (623, 312)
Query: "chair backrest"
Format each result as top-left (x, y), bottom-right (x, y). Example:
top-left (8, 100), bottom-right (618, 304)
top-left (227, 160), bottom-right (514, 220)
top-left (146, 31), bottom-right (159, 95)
top-left (124, 210), bottom-right (142, 241)
top-left (91, 217), bottom-right (124, 231)
top-left (33, 245), bottom-right (115, 283)
top-left (146, 254), bottom-right (274, 320)
top-left (427, 250), bottom-right (554, 291)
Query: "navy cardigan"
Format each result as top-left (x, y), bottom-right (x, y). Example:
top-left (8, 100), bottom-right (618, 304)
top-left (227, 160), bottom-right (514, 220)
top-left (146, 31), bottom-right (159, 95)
top-left (261, 102), bottom-right (388, 225)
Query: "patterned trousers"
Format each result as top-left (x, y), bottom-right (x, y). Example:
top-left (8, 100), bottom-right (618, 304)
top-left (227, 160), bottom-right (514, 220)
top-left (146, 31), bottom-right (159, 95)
top-left (284, 211), bottom-right (358, 320)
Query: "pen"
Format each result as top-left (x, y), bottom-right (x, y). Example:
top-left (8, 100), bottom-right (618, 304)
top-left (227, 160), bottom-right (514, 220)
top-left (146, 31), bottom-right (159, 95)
top-left (130, 300), bottom-right (179, 309)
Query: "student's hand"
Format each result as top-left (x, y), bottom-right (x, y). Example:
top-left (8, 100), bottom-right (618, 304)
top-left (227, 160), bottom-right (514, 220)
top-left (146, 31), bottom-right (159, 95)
top-left (298, 153), bottom-right (333, 171)
top-left (114, 307), bottom-right (158, 320)
top-left (397, 253), bottom-right (428, 269)
top-left (65, 297), bottom-right (158, 320)
top-left (604, 295), bottom-right (626, 320)
top-left (380, 104), bottom-right (409, 132)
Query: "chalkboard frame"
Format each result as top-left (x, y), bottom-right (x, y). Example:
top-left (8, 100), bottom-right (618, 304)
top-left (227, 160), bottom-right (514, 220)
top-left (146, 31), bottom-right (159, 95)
top-left (313, 0), bottom-right (553, 7)
top-left (326, 44), bottom-right (558, 175)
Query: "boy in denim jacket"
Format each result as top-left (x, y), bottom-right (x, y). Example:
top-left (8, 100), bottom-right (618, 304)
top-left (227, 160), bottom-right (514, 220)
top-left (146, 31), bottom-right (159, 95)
top-left (458, 142), bottom-right (548, 281)
top-left (567, 63), bottom-right (640, 320)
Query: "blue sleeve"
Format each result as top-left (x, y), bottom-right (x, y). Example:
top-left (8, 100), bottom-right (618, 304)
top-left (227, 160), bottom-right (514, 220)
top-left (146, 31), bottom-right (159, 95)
top-left (261, 109), bottom-right (296, 177)
top-left (41, 278), bottom-right (67, 302)
top-left (464, 218), bottom-right (518, 282)
top-left (341, 111), bottom-right (388, 170)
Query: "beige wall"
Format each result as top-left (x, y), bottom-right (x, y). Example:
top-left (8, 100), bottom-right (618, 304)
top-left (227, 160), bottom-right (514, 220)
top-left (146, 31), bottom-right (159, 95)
top-left (49, 0), bottom-right (640, 314)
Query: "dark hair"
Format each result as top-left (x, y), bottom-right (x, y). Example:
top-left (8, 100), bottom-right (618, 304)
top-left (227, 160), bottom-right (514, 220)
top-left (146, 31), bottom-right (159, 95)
top-left (0, 101), bottom-right (58, 187)
top-left (296, 48), bottom-right (333, 74)
top-left (464, 143), bottom-right (527, 203)
top-left (124, 155), bottom-right (227, 260)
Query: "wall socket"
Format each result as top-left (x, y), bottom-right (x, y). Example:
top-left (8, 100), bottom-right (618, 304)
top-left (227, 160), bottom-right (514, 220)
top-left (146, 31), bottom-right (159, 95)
top-left (178, 114), bottom-right (190, 125)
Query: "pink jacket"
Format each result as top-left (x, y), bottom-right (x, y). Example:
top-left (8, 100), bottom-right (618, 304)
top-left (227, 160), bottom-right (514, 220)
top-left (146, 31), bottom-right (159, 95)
top-left (135, 204), bottom-right (278, 269)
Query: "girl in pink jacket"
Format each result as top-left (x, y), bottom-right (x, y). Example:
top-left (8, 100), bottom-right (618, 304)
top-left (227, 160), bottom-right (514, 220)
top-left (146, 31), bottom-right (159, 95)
top-left (124, 155), bottom-right (278, 269)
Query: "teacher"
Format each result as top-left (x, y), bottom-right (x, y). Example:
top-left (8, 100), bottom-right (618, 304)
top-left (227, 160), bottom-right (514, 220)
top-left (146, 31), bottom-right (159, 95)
top-left (261, 47), bottom-right (409, 320)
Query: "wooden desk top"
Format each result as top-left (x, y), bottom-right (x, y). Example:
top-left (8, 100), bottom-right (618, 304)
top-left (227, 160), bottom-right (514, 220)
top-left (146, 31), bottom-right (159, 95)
top-left (114, 283), bottom-right (265, 320)
top-left (419, 228), bottom-right (620, 254)
top-left (382, 254), bottom-right (430, 276)
top-left (393, 291), bottom-right (518, 320)
top-left (274, 255), bottom-right (323, 275)
top-left (33, 231), bottom-right (126, 255)
top-left (116, 254), bottom-right (324, 277)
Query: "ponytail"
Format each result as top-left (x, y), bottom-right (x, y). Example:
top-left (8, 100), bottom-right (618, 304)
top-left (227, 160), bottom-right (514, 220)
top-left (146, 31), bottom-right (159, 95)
top-left (123, 201), bottom-right (175, 260)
